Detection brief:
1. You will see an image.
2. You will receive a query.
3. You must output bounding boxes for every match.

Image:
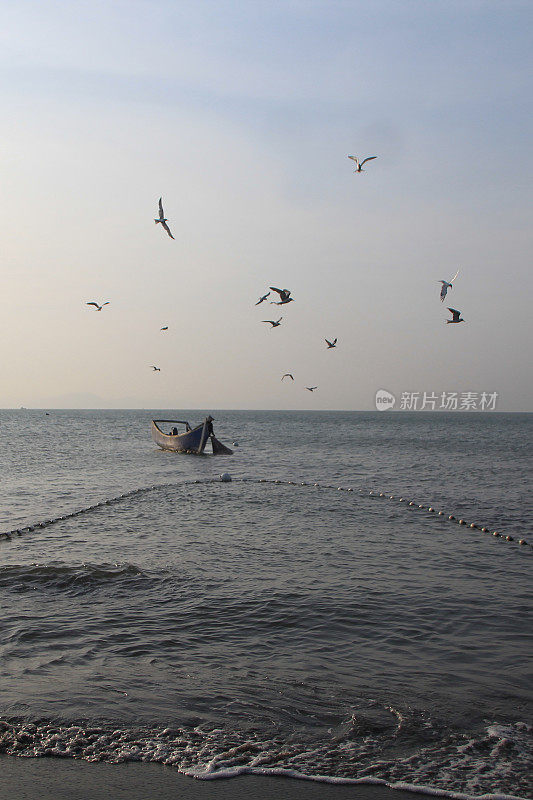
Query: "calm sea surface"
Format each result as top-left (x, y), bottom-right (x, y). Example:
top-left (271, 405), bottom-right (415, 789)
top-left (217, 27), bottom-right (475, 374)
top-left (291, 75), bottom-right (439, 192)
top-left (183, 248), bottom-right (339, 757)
top-left (0, 410), bottom-right (531, 798)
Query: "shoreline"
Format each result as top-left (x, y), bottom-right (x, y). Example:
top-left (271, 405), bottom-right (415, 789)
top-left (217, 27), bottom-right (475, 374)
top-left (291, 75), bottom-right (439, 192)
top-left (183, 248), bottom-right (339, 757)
top-left (0, 757), bottom-right (419, 800)
top-left (0, 756), bottom-right (526, 800)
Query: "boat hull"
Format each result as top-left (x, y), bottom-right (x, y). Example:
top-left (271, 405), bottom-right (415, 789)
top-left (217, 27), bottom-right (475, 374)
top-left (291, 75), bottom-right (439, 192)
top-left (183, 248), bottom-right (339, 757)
top-left (151, 420), bottom-right (209, 454)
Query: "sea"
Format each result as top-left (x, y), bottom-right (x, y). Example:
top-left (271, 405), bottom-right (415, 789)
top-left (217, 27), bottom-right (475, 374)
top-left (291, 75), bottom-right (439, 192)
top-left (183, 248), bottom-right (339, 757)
top-left (0, 410), bottom-right (531, 799)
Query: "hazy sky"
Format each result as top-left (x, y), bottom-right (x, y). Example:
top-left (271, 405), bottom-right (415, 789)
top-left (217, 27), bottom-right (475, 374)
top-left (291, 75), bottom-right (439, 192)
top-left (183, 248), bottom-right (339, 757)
top-left (2, 0), bottom-right (532, 410)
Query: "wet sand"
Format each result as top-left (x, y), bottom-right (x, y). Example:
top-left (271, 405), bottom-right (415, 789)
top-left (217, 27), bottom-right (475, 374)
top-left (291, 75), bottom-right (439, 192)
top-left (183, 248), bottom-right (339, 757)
top-left (0, 756), bottom-right (428, 800)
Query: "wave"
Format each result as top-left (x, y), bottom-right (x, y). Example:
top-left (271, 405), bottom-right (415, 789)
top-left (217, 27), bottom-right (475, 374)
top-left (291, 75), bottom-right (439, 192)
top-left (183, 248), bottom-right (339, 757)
top-left (0, 717), bottom-right (530, 799)
top-left (0, 562), bottom-right (164, 595)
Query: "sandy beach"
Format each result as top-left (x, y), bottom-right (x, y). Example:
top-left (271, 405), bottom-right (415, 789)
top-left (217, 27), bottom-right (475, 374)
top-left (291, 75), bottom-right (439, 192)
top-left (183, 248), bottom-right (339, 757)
top-left (0, 756), bottom-right (429, 800)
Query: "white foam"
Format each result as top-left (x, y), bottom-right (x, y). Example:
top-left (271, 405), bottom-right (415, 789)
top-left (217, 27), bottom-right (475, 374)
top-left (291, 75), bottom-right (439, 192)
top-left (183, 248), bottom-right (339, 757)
top-left (188, 765), bottom-right (528, 800)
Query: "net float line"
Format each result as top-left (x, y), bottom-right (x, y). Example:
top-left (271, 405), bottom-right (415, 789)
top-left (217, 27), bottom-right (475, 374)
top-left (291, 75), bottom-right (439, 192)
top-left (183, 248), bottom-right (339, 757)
top-left (1, 477), bottom-right (530, 551)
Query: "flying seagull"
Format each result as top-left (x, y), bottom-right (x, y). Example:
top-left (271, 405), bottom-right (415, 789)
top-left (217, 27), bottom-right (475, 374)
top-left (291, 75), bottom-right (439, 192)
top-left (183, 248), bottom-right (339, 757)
top-left (348, 155), bottom-right (377, 172)
top-left (86, 301), bottom-right (110, 311)
top-left (269, 287), bottom-right (292, 303)
top-left (446, 308), bottom-right (464, 324)
top-left (150, 365), bottom-right (161, 371)
top-left (439, 270), bottom-right (460, 302)
top-left (262, 318), bottom-right (282, 328)
top-left (325, 338), bottom-right (337, 349)
top-left (306, 386), bottom-right (317, 392)
top-left (255, 292), bottom-right (270, 305)
top-left (160, 326), bottom-right (168, 331)
top-left (155, 198), bottom-right (174, 239)
top-left (281, 373), bottom-right (294, 381)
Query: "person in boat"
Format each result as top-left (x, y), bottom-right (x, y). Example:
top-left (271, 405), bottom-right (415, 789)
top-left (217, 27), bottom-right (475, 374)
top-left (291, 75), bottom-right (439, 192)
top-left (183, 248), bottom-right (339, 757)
top-left (171, 427), bottom-right (178, 435)
top-left (206, 416), bottom-right (214, 436)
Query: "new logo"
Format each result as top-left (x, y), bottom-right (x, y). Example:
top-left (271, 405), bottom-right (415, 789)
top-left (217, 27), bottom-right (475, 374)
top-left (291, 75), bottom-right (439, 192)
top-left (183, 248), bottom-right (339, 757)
top-left (375, 389), bottom-right (396, 411)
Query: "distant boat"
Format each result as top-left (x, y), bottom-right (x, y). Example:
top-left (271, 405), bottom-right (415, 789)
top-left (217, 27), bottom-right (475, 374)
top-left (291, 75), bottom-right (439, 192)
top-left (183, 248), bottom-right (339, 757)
top-left (151, 417), bottom-right (233, 455)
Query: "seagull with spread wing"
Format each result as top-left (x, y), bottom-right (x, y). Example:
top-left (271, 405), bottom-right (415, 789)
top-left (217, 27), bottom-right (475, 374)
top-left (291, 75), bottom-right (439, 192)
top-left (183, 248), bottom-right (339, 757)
top-left (155, 198), bottom-right (174, 239)
top-left (305, 386), bottom-right (317, 392)
top-left (86, 301), bottom-right (110, 311)
top-left (325, 338), bottom-right (337, 349)
top-left (255, 292), bottom-right (270, 305)
top-left (150, 365), bottom-right (161, 371)
top-left (439, 270), bottom-right (460, 302)
top-left (446, 308), bottom-right (464, 324)
top-left (269, 287), bottom-right (293, 304)
top-left (348, 155), bottom-right (377, 172)
top-left (262, 318), bottom-right (282, 328)
top-left (281, 373), bottom-right (294, 381)
top-left (160, 326), bottom-right (168, 331)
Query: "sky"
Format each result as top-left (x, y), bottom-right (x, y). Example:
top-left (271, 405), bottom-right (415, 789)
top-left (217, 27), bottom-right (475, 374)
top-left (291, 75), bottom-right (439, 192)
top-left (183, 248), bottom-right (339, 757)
top-left (1, 0), bottom-right (532, 410)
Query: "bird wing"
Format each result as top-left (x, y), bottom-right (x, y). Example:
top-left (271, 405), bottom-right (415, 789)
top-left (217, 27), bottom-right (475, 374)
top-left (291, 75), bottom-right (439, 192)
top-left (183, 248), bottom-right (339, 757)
top-left (161, 221), bottom-right (174, 239)
top-left (101, 302), bottom-right (110, 307)
top-left (86, 302), bottom-right (100, 308)
top-left (360, 157), bottom-right (377, 166)
top-left (262, 320), bottom-right (274, 324)
top-left (325, 339), bottom-right (332, 347)
top-left (276, 318), bottom-right (282, 323)
top-left (448, 308), bottom-right (460, 320)
top-left (158, 197), bottom-right (164, 218)
top-left (440, 284), bottom-right (448, 301)
top-left (333, 338), bottom-right (337, 345)
top-left (347, 155), bottom-right (358, 163)
top-left (269, 287), bottom-right (283, 296)
top-left (449, 269), bottom-right (460, 283)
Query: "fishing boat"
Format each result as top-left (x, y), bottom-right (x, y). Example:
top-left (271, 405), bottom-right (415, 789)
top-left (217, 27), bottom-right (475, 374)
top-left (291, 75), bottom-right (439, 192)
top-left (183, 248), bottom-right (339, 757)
top-left (151, 416), bottom-right (233, 455)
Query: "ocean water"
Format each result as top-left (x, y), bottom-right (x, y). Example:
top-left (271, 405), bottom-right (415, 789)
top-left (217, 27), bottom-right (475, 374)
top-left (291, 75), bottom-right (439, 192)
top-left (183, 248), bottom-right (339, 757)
top-left (0, 410), bottom-right (531, 798)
